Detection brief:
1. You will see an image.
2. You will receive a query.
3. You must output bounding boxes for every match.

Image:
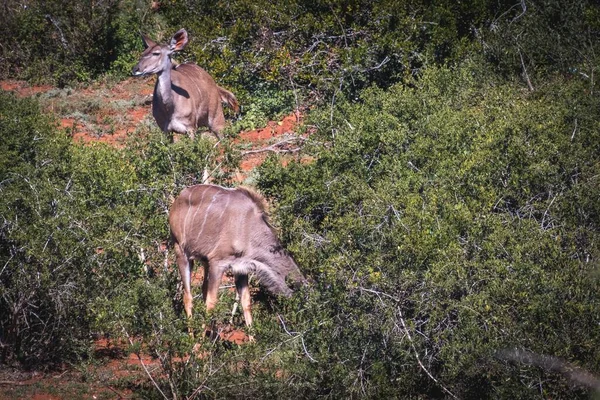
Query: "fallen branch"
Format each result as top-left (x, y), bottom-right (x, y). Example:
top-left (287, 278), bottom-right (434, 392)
top-left (241, 137), bottom-right (306, 156)
top-left (0, 380), bottom-right (37, 386)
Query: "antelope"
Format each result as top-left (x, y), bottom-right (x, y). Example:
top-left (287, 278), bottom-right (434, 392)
top-left (169, 184), bottom-right (306, 328)
top-left (132, 29), bottom-right (239, 139)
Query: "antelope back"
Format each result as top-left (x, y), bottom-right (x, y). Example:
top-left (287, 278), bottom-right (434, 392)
top-left (169, 185), bottom-right (268, 257)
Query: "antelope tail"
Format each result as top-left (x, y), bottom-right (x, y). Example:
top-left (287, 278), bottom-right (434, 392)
top-left (218, 87), bottom-right (240, 113)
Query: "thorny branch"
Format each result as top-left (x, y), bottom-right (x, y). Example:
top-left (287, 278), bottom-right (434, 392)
top-left (278, 314), bottom-right (317, 363)
top-left (360, 288), bottom-right (458, 399)
top-left (518, 47), bottom-right (534, 91)
top-left (397, 309), bottom-right (459, 400)
top-left (260, 314), bottom-right (317, 363)
top-left (45, 15), bottom-right (69, 50)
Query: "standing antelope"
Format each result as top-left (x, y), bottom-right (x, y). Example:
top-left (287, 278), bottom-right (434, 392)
top-left (169, 184), bottom-right (306, 327)
top-left (132, 29), bottom-right (239, 139)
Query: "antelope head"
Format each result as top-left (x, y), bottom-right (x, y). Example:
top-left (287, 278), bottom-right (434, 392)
top-left (132, 29), bottom-right (189, 77)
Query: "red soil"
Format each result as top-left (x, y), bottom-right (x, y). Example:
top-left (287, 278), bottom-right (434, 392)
top-left (238, 112), bottom-right (299, 142)
top-left (0, 80), bottom-right (53, 95)
top-left (1, 78), bottom-right (304, 177)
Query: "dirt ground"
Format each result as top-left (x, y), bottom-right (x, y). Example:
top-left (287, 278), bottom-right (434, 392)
top-left (0, 78), bottom-right (306, 399)
top-left (0, 78), bottom-right (305, 168)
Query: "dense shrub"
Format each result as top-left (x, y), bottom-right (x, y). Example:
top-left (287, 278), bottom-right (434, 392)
top-left (158, 0), bottom-right (487, 102)
top-left (0, 91), bottom-right (90, 365)
top-left (479, 0), bottom-right (600, 90)
top-left (3, 0), bottom-right (599, 100)
top-left (254, 63), bottom-right (600, 398)
top-left (0, 0), bottom-right (158, 85)
top-left (4, 0), bottom-right (599, 127)
top-left (1, 1), bottom-right (600, 398)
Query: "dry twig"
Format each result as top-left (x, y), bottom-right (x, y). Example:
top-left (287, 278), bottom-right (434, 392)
top-left (120, 324), bottom-right (169, 400)
top-left (397, 310), bottom-right (459, 400)
top-left (241, 137), bottom-right (306, 155)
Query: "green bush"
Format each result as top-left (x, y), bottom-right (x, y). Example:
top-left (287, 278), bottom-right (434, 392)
top-left (4, 0), bottom-right (599, 105)
top-left (254, 63), bottom-right (600, 398)
top-left (2, 1), bottom-right (600, 398)
top-left (0, 0), bottom-right (159, 85)
top-left (480, 0), bottom-right (600, 90)
top-left (158, 0), bottom-right (472, 101)
top-left (0, 91), bottom-right (91, 365)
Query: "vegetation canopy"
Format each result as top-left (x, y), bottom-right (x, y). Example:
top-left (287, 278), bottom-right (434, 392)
top-left (0, 0), bottom-right (599, 398)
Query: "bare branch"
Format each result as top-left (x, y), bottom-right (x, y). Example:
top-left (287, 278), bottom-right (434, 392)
top-left (359, 287), bottom-right (399, 303)
top-left (241, 137), bottom-right (306, 155)
top-left (398, 309), bottom-right (459, 400)
top-left (273, 314), bottom-right (317, 363)
top-left (518, 47), bottom-right (535, 91)
top-left (300, 336), bottom-right (318, 363)
top-left (120, 324), bottom-right (169, 400)
top-left (570, 118), bottom-right (578, 141)
top-left (45, 15), bottom-right (69, 50)
top-left (510, 0), bottom-right (527, 25)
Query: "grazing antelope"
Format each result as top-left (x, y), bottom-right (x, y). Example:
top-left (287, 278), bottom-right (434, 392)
top-left (132, 29), bottom-right (239, 139)
top-left (169, 184), bottom-right (306, 327)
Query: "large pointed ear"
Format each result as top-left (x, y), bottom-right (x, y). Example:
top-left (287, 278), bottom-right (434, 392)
top-left (140, 32), bottom-right (156, 49)
top-left (169, 29), bottom-right (189, 52)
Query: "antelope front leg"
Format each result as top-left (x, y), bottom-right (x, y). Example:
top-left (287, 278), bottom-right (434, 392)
top-left (204, 264), bottom-right (224, 314)
top-left (234, 274), bottom-right (252, 326)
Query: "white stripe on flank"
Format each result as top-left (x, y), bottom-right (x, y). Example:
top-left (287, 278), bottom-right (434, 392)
top-left (182, 190), bottom-right (193, 245)
top-left (190, 191), bottom-right (206, 226)
top-left (197, 192), bottom-right (219, 238)
top-left (217, 196), bottom-right (230, 221)
top-left (183, 187), bottom-right (207, 246)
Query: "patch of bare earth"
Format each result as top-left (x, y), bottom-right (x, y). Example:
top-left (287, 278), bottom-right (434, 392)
top-left (0, 361), bottom-right (135, 400)
top-left (234, 112), bottom-right (309, 182)
top-left (0, 80), bottom-right (54, 95)
top-left (2, 78), bottom-right (154, 148)
top-left (1, 78), bottom-right (307, 177)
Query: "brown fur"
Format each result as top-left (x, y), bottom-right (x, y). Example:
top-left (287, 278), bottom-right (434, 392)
top-left (169, 184), bottom-right (306, 328)
top-left (132, 29), bottom-right (238, 139)
top-left (235, 186), bottom-right (269, 214)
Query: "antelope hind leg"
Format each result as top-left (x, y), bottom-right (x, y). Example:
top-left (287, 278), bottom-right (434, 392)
top-left (174, 243), bottom-right (194, 336)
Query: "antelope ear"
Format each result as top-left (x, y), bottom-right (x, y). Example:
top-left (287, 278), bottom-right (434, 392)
top-left (140, 32), bottom-right (156, 49)
top-left (169, 29), bottom-right (189, 52)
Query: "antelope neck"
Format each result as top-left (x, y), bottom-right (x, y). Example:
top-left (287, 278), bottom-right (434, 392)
top-left (156, 60), bottom-right (174, 109)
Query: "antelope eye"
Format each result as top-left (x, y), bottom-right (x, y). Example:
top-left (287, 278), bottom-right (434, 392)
top-left (152, 52), bottom-right (160, 56)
